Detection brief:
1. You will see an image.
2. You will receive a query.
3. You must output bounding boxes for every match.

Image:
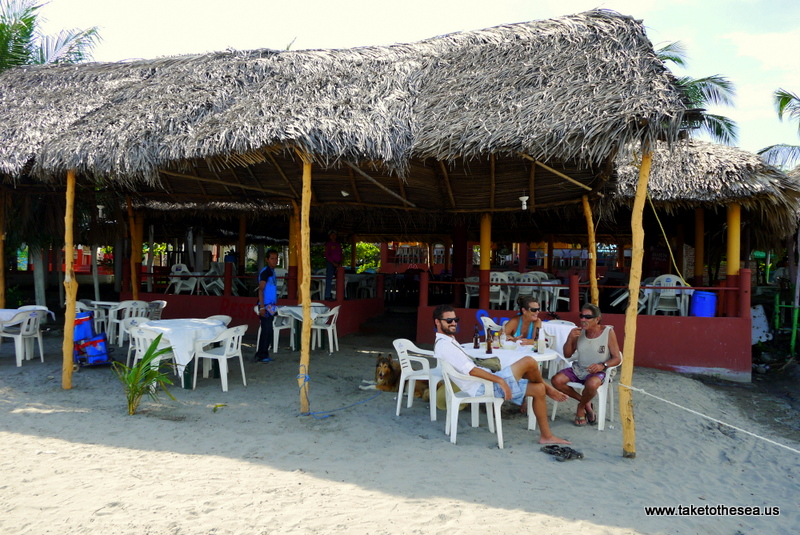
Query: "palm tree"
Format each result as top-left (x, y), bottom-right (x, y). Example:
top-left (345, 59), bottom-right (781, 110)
top-left (657, 42), bottom-right (738, 145)
top-left (759, 89), bottom-right (800, 169)
top-left (0, 0), bottom-right (100, 73)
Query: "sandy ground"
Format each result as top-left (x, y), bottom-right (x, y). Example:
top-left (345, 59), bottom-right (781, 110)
top-left (1, 311), bottom-right (799, 535)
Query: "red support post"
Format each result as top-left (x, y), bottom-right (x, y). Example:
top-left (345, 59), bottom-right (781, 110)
top-left (224, 262), bottom-right (233, 296)
top-left (569, 274), bottom-right (580, 312)
top-left (479, 270), bottom-right (490, 310)
top-left (336, 266), bottom-right (346, 302)
top-left (419, 271), bottom-right (429, 307)
top-left (738, 268), bottom-right (751, 319)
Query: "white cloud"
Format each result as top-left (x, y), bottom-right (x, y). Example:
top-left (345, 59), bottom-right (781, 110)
top-left (723, 30), bottom-right (800, 73)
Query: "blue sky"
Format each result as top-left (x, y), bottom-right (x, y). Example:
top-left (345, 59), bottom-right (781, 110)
top-left (38, 0), bottom-right (800, 159)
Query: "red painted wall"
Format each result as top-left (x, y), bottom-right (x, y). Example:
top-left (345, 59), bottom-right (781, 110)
top-left (415, 307), bottom-right (752, 382)
top-left (123, 292), bottom-right (384, 337)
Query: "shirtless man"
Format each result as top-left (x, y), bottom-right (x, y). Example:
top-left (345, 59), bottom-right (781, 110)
top-left (433, 304), bottom-right (570, 445)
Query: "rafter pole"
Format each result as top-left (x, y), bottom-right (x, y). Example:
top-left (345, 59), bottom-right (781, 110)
top-left (159, 170), bottom-right (292, 197)
top-left (344, 161), bottom-right (416, 208)
top-left (438, 161), bottom-right (456, 209)
top-left (347, 168), bottom-right (362, 203)
top-left (266, 152), bottom-right (301, 199)
top-left (518, 153), bottom-right (594, 193)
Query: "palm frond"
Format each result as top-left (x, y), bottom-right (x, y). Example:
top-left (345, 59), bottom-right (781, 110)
top-left (0, 0), bottom-right (39, 72)
top-left (773, 88), bottom-right (800, 134)
top-left (656, 41), bottom-right (688, 68)
top-left (33, 27), bottom-right (100, 65)
top-left (758, 143), bottom-right (800, 170)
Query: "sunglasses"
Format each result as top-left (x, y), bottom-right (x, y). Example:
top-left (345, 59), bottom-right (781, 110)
top-left (578, 314), bottom-right (597, 319)
top-left (525, 307), bottom-right (541, 313)
top-left (441, 317), bottom-right (460, 324)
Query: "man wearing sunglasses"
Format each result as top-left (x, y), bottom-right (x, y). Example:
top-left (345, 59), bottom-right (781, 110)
top-left (433, 304), bottom-right (571, 445)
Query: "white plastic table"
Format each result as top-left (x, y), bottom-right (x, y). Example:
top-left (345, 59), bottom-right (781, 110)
top-left (139, 318), bottom-right (226, 375)
top-left (280, 304), bottom-right (329, 323)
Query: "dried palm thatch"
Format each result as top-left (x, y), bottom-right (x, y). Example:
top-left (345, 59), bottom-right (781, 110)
top-left (611, 140), bottom-right (800, 244)
top-left (0, 9), bottom-right (686, 193)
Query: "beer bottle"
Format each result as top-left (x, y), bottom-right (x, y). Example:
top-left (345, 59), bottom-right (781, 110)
top-left (473, 326), bottom-right (480, 349)
top-left (485, 330), bottom-right (493, 354)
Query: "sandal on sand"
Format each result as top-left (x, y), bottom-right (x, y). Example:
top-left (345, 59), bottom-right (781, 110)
top-left (585, 403), bottom-right (597, 425)
top-left (540, 445), bottom-right (584, 461)
top-left (555, 448), bottom-right (584, 462)
top-left (574, 415), bottom-right (588, 426)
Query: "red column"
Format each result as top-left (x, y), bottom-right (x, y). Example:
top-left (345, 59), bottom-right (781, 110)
top-left (569, 274), bottom-right (580, 312)
top-left (336, 266), bottom-right (345, 302)
top-left (739, 268), bottom-right (751, 319)
top-left (479, 270), bottom-right (490, 310)
top-left (519, 242), bottom-right (528, 272)
top-left (224, 262), bottom-right (233, 296)
top-left (287, 266), bottom-right (297, 299)
top-left (725, 274), bottom-right (740, 317)
top-left (419, 271), bottom-right (429, 307)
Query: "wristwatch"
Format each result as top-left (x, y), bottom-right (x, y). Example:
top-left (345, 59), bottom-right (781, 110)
top-left (601, 361), bottom-right (608, 370)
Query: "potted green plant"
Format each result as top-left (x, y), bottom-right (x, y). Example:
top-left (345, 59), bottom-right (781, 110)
top-left (112, 334), bottom-right (176, 415)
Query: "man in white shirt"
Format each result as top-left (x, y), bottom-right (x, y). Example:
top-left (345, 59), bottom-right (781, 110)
top-left (433, 304), bottom-right (570, 445)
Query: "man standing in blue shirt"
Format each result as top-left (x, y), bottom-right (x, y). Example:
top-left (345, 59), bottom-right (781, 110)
top-left (254, 250), bottom-right (280, 362)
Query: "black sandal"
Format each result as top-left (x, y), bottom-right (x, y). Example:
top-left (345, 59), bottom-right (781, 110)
top-left (540, 445), bottom-right (584, 461)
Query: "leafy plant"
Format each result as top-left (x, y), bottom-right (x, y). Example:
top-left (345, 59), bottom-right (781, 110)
top-left (112, 334), bottom-right (176, 415)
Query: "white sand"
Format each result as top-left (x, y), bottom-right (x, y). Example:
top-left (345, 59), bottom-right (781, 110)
top-left (1, 327), bottom-right (798, 534)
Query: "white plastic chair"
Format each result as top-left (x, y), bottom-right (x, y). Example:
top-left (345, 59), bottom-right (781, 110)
top-left (515, 272), bottom-right (543, 304)
top-left (480, 316), bottom-right (507, 338)
top-left (122, 316), bottom-right (149, 366)
top-left (439, 360), bottom-right (504, 449)
top-left (131, 326), bottom-right (178, 386)
top-left (0, 310), bottom-right (46, 366)
top-left (165, 264), bottom-right (197, 294)
top-left (488, 272), bottom-right (510, 309)
top-left (192, 325), bottom-right (248, 392)
top-left (651, 275), bottom-right (684, 315)
top-left (147, 300), bottom-right (167, 320)
top-left (80, 300), bottom-right (109, 333)
top-left (392, 338), bottom-right (443, 421)
top-left (272, 308), bottom-right (295, 353)
top-left (464, 277), bottom-right (480, 308)
top-left (311, 305), bottom-right (340, 354)
top-left (108, 300), bottom-right (151, 347)
top-left (550, 351), bottom-right (623, 431)
top-left (357, 275), bottom-right (377, 298)
top-left (274, 268), bottom-right (288, 299)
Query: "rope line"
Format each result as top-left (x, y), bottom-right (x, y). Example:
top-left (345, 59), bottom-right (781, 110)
top-left (619, 382), bottom-right (800, 455)
top-left (297, 367), bottom-right (381, 419)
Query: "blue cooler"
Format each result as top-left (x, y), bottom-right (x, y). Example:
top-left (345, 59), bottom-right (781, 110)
top-left (690, 291), bottom-right (716, 317)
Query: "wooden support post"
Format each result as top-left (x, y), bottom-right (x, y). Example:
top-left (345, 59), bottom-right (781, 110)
top-left (62, 170), bottom-right (79, 390)
top-left (0, 191), bottom-right (5, 309)
top-left (126, 200), bottom-right (141, 300)
top-left (726, 203), bottom-right (742, 316)
top-left (297, 156), bottom-right (313, 414)
top-left (479, 214), bottom-right (491, 310)
top-left (582, 195), bottom-right (598, 305)
top-left (238, 215), bottom-right (247, 276)
top-left (620, 147), bottom-right (653, 459)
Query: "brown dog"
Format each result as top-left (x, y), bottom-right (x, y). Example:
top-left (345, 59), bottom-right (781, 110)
top-left (360, 354), bottom-right (429, 400)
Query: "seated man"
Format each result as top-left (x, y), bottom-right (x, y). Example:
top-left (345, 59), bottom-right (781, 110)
top-left (433, 304), bottom-right (570, 445)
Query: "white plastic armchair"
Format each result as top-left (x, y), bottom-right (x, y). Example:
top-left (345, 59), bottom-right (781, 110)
top-left (550, 351), bottom-right (623, 431)
top-left (192, 325), bottom-right (248, 392)
top-left (480, 316), bottom-right (507, 339)
top-left (439, 360), bottom-right (504, 449)
top-left (311, 305), bottom-right (340, 354)
top-left (109, 300), bottom-right (151, 347)
top-left (488, 271), bottom-right (510, 309)
top-left (464, 277), bottom-right (480, 308)
top-left (0, 309), bottom-right (46, 366)
top-left (392, 339), bottom-right (443, 421)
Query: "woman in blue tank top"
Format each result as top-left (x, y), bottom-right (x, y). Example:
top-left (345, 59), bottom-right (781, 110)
top-left (504, 294), bottom-right (542, 346)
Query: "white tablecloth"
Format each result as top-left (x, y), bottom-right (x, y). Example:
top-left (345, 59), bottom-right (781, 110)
top-left (140, 319), bottom-right (226, 374)
top-left (459, 343), bottom-right (557, 368)
top-left (280, 304), bottom-right (329, 323)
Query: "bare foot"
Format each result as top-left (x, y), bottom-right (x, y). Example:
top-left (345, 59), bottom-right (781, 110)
top-left (539, 436), bottom-right (571, 445)
top-left (546, 385), bottom-right (568, 402)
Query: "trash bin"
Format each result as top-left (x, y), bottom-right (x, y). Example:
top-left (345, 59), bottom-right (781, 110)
top-left (690, 291), bottom-right (716, 317)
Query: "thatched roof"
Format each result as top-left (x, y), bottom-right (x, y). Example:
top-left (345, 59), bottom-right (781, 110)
top-left (0, 9), bottom-right (685, 200)
top-left (611, 140), bottom-right (800, 242)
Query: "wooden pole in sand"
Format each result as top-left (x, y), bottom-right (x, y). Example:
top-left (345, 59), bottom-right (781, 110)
top-left (620, 145), bottom-right (653, 458)
top-left (62, 170), bottom-right (79, 390)
top-left (296, 152), bottom-right (313, 413)
top-left (0, 190), bottom-right (6, 309)
top-left (126, 198), bottom-right (140, 299)
top-left (581, 195), bottom-right (598, 305)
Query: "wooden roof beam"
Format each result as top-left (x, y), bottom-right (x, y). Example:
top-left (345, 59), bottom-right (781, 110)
top-left (266, 152), bottom-right (300, 199)
top-left (159, 170), bottom-right (294, 197)
top-left (437, 160), bottom-right (456, 209)
top-left (347, 168), bottom-right (362, 203)
top-left (518, 153), bottom-right (598, 194)
top-left (344, 161), bottom-right (416, 208)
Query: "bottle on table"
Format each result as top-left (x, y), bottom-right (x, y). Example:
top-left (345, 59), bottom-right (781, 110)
top-left (473, 326), bottom-right (480, 349)
top-left (499, 329), bottom-right (507, 349)
top-left (485, 330), bottom-right (493, 354)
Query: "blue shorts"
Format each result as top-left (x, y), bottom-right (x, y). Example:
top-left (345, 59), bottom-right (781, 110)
top-left (560, 367), bottom-right (606, 385)
top-left (476, 366), bottom-right (528, 405)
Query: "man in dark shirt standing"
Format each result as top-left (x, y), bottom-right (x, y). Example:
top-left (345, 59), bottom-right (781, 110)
top-left (254, 250), bottom-right (280, 362)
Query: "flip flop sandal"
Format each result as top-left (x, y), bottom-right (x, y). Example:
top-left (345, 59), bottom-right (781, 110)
top-left (574, 416), bottom-right (588, 426)
top-left (585, 403), bottom-right (597, 425)
top-left (555, 448), bottom-right (585, 462)
top-left (540, 445), bottom-right (568, 456)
